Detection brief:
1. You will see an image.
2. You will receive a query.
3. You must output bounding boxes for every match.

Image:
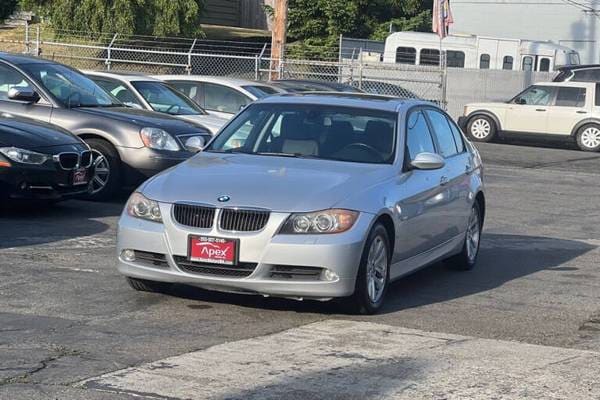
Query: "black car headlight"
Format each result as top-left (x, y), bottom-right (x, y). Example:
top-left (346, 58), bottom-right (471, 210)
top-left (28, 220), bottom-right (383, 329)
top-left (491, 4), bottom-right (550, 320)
top-left (0, 147), bottom-right (48, 165)
top-left (280, 209), bottom-right (359, 234)
top-left (126, 192), bottom-right (162, 223)
top-left (139, 128), bottom-right (180, 151)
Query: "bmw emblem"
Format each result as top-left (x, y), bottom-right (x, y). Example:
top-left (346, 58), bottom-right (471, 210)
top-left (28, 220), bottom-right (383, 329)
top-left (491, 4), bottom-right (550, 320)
top-left (218, 195), bottom-right (230, 203)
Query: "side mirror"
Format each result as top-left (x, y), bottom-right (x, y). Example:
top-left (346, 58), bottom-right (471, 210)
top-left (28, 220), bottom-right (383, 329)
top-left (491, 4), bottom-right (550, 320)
top-left (515, 98), bottom-right (526, 105)
top-left (8, 87), bottom-right (40, 103)
top-left (410, 152), bottom-right (445, 170)
top-left (184, 136), bottom-right (206, 153)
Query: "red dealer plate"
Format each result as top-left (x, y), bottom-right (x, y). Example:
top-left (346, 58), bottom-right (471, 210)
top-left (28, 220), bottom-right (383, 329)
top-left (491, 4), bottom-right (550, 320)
top-left (188, 236), bottom-right (238, 265)
top-left (72, 168), bottom-right (88, 186)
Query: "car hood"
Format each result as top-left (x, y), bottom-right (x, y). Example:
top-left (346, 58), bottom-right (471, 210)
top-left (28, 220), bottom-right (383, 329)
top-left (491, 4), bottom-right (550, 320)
top-left (142, 152), bottom-right (393, 212)
top-left (75, 107), bottom-right (209, 134)
top-left (0, 115), bottom-right (82, 150)
top-left (176, 114), bottom-right (229, 134)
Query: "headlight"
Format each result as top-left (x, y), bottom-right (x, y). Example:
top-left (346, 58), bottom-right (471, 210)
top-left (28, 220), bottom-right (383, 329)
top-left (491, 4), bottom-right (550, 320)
top-left (280, 209), bottom-right (359, 234)
top-left (0, 147), bottom-right (48, 165)
top-left (126, 192), bottom-right (162, 222)
top-left (139, 128), bottom-right (180, 151)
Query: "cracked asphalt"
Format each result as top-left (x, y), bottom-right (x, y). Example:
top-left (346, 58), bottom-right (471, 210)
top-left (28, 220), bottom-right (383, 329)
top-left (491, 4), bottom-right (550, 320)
top-left (1, 139), bottom-right (599, 399)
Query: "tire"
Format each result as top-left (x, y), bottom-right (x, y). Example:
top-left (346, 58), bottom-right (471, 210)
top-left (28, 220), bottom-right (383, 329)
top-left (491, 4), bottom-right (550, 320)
top-left (348, 223), bottom-right (391, 315)
top-left (446, 202), bottom-right (483, 271)
top-left (466, 115), bottom-right (497, 142)
top-left (126, 277), bottom-right (172, 293)
top-left (576, 124), bottom-right (600, 152)
top-left (83, 138), bottom-right (121, 201)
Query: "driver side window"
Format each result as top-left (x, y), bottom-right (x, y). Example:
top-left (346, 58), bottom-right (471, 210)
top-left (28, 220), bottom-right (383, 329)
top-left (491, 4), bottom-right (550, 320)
top-left (515, 86), bottom-right (555, 106)
top-left (0, 64), bottom-right (33, 100)
top-left (406, 110), bottom-right (436, 161)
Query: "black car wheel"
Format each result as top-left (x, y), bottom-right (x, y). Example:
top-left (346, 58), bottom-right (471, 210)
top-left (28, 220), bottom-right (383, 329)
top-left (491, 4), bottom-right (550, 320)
top-left (84, 138), bottom-right (121, 201)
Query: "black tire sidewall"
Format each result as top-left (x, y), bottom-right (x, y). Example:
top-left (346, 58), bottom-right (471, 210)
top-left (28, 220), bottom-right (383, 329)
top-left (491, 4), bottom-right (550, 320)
top-left (467, 115), bottom-right (496, 142)
top-left (352, 224), bottom-right (391, 315)
top-left (84, 138), bottom-right (121, 201)
top-left (449, 202), bottom-right (483, 271)
top-left (576, 124), bottom-right (600, 152)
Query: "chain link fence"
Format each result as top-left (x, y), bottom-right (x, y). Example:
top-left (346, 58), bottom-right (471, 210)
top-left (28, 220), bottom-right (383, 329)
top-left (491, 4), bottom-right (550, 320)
top-left (1, 25), bottom-right (447, 106)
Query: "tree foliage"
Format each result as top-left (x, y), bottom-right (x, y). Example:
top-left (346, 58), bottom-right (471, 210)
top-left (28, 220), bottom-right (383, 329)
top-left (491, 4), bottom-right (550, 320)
top-left (288, 0), bottom-right (433, 45)
top-left (19, 0), bottom-right (205, 36)
top-left (0, 0), bottom-right (18, 21)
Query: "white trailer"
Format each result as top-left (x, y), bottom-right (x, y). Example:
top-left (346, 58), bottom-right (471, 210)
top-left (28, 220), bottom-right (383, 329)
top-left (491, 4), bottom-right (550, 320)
top-left (382, 32), bottom-right (581, 72)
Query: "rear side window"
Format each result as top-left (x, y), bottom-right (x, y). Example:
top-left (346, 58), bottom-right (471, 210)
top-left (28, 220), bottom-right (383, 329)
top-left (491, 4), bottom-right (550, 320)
top-left (539, 58), bottom-right (551, 72)
top-left (555, 87), bottom-right (586, 107)
top-left (406, 111), bottom-right (436, 161)
top-left (447, 51), bottom-right (465, 68)
top-left (573, 69), bottom-right (600, 82)
top-left (396, 47), bottom-right (416, 64)
top-left (420, 49), bottom-right (441, 66)
top-left (595, 84), bottom-right (600, 106)
top-left (425, 109), bottom-right (459, 158)
top-left (168, 81), bottom-right (203, 105)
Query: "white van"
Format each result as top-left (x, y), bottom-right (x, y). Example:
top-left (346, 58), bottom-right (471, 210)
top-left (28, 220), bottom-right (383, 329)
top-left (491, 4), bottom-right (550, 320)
top-left (382, 32), bottom-right (581, 71)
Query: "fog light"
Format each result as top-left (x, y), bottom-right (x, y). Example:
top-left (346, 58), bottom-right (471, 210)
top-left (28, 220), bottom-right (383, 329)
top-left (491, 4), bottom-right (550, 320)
top-left (121, 249), bottom-right (136, 262)
top-left (323, 269), bottom-right (339, 281)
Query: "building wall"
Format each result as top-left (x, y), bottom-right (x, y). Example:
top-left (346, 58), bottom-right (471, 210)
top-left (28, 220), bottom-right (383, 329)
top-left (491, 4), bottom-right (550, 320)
top-left (451, 0), bottom-right (600, 64)
top-left (200, 0), bottom-right (271, 30)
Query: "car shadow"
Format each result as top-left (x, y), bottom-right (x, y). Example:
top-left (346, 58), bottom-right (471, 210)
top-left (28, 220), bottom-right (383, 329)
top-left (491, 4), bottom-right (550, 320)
top-left (164, 233), bottom-right (596, 315)
top-left (0, 197), bottom-right (124, 249)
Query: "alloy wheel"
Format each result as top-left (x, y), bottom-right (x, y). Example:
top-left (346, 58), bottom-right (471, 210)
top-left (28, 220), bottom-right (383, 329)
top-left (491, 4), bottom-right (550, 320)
top-left (470, 118), bottom-right (491, 139)
top-left (581, 127), bottom-right (600, 150)
top-left (89, 149), bottom-right (110, 195)
top-left (466, 207), bottom-right (481, 263)
top-left (366, 236), bottom-right (388, 304)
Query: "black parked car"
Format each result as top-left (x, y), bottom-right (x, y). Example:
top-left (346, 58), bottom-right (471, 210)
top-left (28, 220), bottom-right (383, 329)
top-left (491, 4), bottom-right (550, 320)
top-left (553, 65), bottom-right (600, 82)
top-left (0, 53), bottom-right (211, 201)
top-left (272, 79), bottom-right (364, 93)
top-left (0, 115), bottom-right (93, 202)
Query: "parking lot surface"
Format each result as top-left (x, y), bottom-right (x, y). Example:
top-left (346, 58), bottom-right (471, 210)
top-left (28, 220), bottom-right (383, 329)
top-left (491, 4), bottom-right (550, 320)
top-left (1, 141), bottom-right (599, 399)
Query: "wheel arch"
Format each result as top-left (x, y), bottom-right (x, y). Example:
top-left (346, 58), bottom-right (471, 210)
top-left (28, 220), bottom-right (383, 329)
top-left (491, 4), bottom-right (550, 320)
top-left (466, 110), bottom-right (502, 132)
top-left (371, 212), bottom-right (396, 257)
top-left (570, 119), bottom-right (600, 137)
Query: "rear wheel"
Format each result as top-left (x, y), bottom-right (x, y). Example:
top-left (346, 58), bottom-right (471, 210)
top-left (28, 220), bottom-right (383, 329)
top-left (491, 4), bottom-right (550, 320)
top-left (576, 124), bottom-right (600, 152)
top-left (467, 115), bottom-right (496, 142)
top-left (446, 202), bottom-right (482, 271)
top-left (126, 277), bottom-right (172, 293)
top-left (83, 138), bottom-right (121, 201)
top-left (348, 224), bottom-right (391, 315)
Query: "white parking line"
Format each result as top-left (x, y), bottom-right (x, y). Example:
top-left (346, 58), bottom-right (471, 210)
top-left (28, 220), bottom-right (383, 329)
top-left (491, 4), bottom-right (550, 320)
top-left (80, 319), bottom-right (600, 400)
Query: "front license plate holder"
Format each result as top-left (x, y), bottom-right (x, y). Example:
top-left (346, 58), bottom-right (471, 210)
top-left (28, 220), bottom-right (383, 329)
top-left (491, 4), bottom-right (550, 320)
top-left (188, 236), bottom-right (239, 266)
top-left (72, 168), bottom-right (88, 186)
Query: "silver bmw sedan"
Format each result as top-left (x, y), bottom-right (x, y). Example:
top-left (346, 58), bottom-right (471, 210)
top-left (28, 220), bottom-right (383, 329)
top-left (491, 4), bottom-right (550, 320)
top-left (117, 93), bottom-right (485, 314)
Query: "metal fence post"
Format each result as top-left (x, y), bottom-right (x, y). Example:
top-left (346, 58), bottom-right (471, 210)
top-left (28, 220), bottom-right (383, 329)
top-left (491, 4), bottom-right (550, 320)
top-left (186, 38), bottom-right (197, 75)
top-left (441, 51), bottom-right (448, 110)
top-left (256, 43), bottom-right (267, 81)
top-left (24, 21), bottom-right (30, 54)
top-left (106, 33), bottom-right (118, 71)
top-left (358, 48), bottom-right (363, 90)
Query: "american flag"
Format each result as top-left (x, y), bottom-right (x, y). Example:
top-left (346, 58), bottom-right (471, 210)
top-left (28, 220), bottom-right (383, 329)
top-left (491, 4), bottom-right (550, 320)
top-left (433, 0), bottom-right (454, 39)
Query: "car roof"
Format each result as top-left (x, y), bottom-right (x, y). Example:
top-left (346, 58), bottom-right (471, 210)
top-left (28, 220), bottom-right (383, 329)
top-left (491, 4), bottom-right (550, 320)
top-left (0, 52), bottom-right (56, 65)
top-left (558, 64), bottom-right (600, 71)
top-left (151, 75), bottom-right (268, 87)
top-left (254, 92), bottom-right (429, 112)
top-left (84, 70), bottom-right (162, 83)
top-left (533, 81), bottom-right (596, 88)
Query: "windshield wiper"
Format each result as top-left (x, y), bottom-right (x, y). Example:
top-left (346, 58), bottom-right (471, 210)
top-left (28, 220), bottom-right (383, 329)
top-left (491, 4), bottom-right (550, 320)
top-left (204, 148), bottom-right (253, 154)
top-left (72, 103), bottom-right (122, 108)
top-left (256, 152), bottom-right (321, 159)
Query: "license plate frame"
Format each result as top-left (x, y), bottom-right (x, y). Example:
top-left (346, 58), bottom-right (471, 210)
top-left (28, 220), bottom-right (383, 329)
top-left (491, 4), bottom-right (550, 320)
top-left (72, 167), bottom-right (88, 186)
top-left (188, 235), bottom-right (239, 266)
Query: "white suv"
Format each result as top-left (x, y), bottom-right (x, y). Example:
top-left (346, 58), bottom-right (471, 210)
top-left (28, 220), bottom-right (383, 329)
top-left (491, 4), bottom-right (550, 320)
top-left (459, 82), bottom-right (600, 151)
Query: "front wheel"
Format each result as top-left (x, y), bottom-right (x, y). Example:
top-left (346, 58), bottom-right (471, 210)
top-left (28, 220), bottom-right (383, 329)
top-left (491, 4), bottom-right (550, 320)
top-left (446, 202), bottom-right (483, 271)
top-left (83, 138), bottom-right (121, 201)
top-left (467, 115), bottom-right (497, 142)
top-left (348, 223), bottom-right (391, 315)
top-left (576, 124), bottom-right (600, 152)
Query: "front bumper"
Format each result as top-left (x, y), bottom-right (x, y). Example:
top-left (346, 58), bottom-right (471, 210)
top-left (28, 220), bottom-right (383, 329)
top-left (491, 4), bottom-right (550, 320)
top-left (116, 204), bottom-right (373, 299)
top-left (0, 163), bottom-right (92, 200)
top-left (116, 146), bottom-right (194, 186)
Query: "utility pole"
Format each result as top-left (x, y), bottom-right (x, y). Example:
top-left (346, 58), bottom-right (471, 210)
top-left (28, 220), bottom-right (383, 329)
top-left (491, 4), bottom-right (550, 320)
top-left (270, 0), bottom-right (288, 80)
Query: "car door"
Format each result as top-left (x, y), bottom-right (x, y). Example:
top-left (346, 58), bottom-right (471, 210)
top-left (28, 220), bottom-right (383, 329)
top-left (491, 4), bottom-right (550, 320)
top-left (504, 85), bottom-right (555, 133)
top-left (424, 108), bottom-right (471, 243)
top-left (0, 62), bottom-right (52, 122)
top-left (545, 85), bottom-right (589, 135)
top-left (203, 83), bottom-right (252, 119)
top-left (393, 109), bottom-right (448, 265)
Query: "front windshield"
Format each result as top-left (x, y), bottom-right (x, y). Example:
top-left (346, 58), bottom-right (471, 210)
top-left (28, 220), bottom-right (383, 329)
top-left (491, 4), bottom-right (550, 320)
top-left (131, 81), bottom-right (206, 115)
top-left (20, 63), bottom-right (119, 107)
top-left (207, 104), bottom-right (397, 164)
top-left (242, 85), bottom-right (280, 98)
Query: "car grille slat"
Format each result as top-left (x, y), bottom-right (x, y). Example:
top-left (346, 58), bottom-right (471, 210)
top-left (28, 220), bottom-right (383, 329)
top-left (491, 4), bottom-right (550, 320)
top-left (220, 209), bottom-right (269, 232)
top-left (270, 265), bottom-right (323, 281)
top-left (173, 203), bottom-right (215, 228)
top-left (173, 256), bottom-right (257, 278)
top-left (133, 251), bottom-right (169, 269)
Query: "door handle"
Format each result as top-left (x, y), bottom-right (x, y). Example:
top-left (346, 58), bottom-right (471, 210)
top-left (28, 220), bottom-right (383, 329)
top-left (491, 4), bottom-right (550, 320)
top-left (465, 164), bottom-right (473, 175)
top-left (440, 176), bottom-right (449, 186)
top-left (576, 110), bottom-right (588, 114)
top-left (535, 109), bottom-right (547, 112)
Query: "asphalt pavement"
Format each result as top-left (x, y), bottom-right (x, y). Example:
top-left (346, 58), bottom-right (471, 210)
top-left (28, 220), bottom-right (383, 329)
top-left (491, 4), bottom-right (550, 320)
top-left (1, 141), bottom-right (599, 399)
